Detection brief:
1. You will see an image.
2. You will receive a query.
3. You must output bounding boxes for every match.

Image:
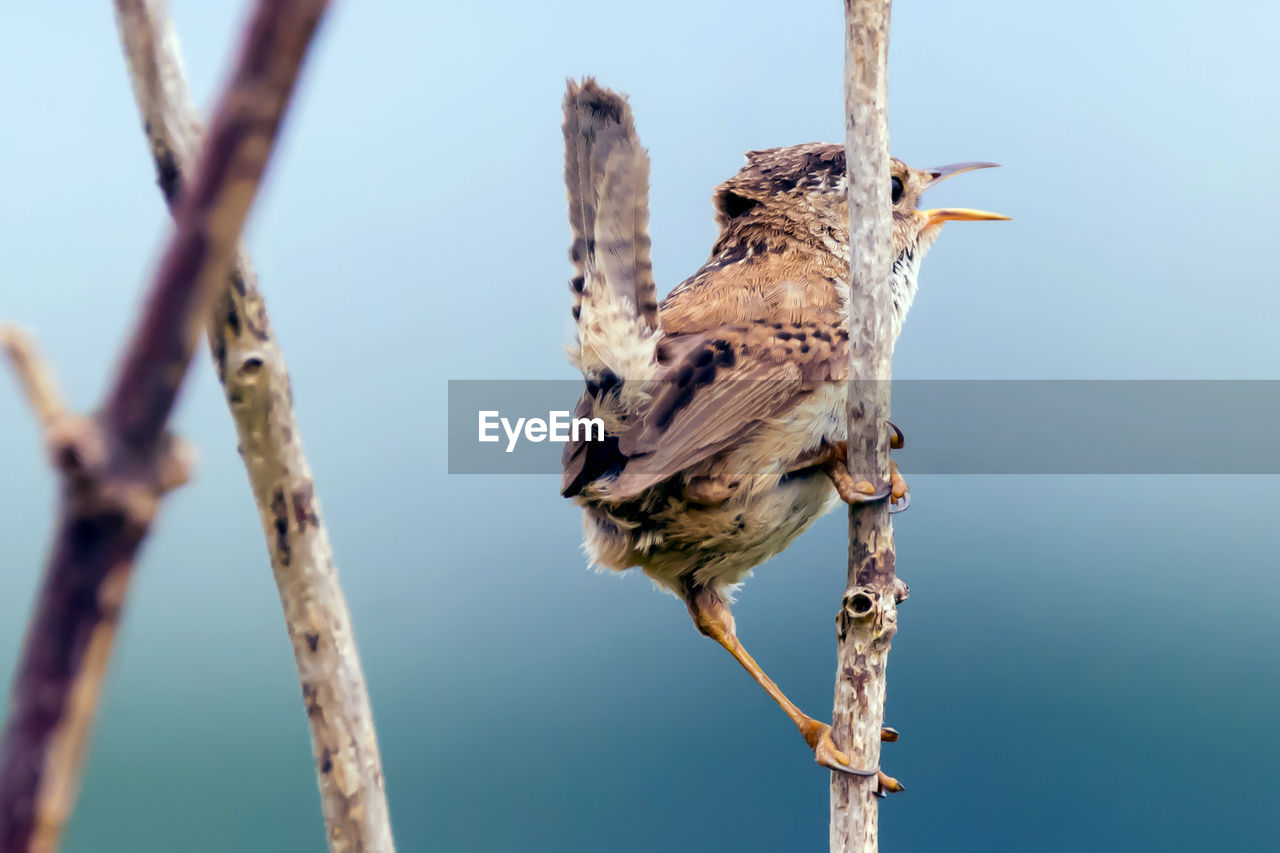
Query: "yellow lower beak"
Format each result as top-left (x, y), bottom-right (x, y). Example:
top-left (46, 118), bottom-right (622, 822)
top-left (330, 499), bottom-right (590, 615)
top-left (918, 207), bottom-right (1010, 227)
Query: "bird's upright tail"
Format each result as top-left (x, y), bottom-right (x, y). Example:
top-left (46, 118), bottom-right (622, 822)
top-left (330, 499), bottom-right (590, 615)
top-left (562, 78), bottom-right (659, 383)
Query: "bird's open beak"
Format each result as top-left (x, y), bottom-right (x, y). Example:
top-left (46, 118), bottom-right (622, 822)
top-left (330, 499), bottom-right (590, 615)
top-left (918, 207), bottom-right (1011, 226)
top-left (917, 162), bottom-right (1009, 226)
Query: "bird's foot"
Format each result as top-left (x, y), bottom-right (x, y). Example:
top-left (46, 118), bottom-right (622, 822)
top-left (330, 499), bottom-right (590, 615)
top-left (804, 719), bottom-right (876, 776)
top-left (887, 421), bottom-right (905, 450)
top-left (876, 770), bottom-right (906, 797)
top-left (874, 726), bottom-right (905, 795)
top-left (821, 439), bottom-right (910, 512)
top-left (886, 422), bottom-right (910, 512)
top-left (800, 719), bottom-right (904, 795)
top-left (889, 459), bottom-right (910, 513)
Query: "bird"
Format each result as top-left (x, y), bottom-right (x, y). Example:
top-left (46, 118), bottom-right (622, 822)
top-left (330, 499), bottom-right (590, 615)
top-left (560, 78), bottom-right (1006, 792)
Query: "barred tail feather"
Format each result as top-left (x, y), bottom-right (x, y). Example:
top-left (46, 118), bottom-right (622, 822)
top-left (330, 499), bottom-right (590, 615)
top-left (562, 78), bottom-right (659, 382)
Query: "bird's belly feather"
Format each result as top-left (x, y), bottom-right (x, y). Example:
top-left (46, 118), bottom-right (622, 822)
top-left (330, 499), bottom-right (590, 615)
top-left (578, 384), bottom-right (847, 595)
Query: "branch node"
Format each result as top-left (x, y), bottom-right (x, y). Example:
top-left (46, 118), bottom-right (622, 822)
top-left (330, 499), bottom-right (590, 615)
top-left (101, 478), bottom-right (161, 528)
top-left (893, 576), bottom-right (910, 604)
top-left (46, 415), bottom-right (109, 481)
top-left (837, 586), bottom-right (886, 642)
top-left (845, 588), bottom-right (878, 619)
top-left (237, 355), bottom-right (266, 377)
top-left (155, 432), bottom-right (197, 493)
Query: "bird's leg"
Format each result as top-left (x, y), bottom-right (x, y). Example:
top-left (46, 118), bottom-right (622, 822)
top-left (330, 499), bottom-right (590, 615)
top-left (681, 581), bottom-right (903, 793)
top-left (818, 430), bottom-right (909, 511)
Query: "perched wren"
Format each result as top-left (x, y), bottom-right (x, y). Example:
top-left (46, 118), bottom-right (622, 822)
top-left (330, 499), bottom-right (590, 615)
top-left (560, 79), bottom-right (1006, 789)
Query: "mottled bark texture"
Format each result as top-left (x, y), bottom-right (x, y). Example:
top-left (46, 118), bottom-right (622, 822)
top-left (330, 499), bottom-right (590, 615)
top-left (111, 2), bottom-right (395, 852)
top-left (831, 2), bottom-right (897, 852)
top-left (113, 1), bottom-right (396, 850)
top-left (0, 3), bottom-right (329, 850)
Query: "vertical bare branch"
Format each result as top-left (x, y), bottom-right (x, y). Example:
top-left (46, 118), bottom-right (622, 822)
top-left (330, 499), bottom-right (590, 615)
top-left (0, 2), bottom-right (330, 852)
top-left (111, 2), bottom-right (396, 851)
top-left (831, 1), bottom-right (896, 851)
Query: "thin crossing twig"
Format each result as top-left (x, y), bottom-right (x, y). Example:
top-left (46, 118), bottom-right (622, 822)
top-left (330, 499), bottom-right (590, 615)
top-left (111, 2), bottom-right (396, 851)
top-left (0, 2), bottom-right (331, 851)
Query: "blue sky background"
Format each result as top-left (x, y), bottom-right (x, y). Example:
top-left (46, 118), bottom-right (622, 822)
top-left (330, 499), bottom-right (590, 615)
top-left (2, 1), bottom-right (1278, 850)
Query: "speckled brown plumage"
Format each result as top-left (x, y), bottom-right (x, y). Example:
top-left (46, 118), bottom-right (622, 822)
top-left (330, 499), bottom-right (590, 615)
top-left (558, 78), bottom-right (1005, 782)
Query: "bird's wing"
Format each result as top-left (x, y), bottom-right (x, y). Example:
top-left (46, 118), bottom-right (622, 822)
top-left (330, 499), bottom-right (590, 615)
top-left (562, 310), bottom-right (849, 501)
top-left (563, 79), bottom-right (658, 380)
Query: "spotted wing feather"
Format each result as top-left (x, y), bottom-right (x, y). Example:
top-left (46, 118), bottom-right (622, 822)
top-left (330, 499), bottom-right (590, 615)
top-left (563, 311), bottom-right (848, 500)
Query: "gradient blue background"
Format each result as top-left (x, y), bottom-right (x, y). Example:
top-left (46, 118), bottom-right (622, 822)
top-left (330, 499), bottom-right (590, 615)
top-left (2, 1), bottom-right (1278, 850)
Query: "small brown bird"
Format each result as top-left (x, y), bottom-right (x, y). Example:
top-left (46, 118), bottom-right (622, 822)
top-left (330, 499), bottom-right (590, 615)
top-left (560, 79), bottom-right (1006, 789)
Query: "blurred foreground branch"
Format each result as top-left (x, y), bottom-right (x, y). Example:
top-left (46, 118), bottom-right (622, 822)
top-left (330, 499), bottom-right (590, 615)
top-left (112, 1), bottom-right (396, 851)
top-left (831, 1), bottom-right (898, 851)
top-left (0, 2), bottom-right (330, 850)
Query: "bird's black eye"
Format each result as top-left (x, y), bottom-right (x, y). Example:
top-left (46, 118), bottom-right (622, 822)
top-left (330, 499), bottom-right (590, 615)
top-left (890, 176), bottom-right (904, 204)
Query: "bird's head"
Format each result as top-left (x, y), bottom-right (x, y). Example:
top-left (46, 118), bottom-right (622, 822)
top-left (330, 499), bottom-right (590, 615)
top-left (714, 143), bottom-right (1006, 260)
top-left (886, 156), bottom-right (1009, 257)
top-left (711, 143), bottom-right (1007, 325)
